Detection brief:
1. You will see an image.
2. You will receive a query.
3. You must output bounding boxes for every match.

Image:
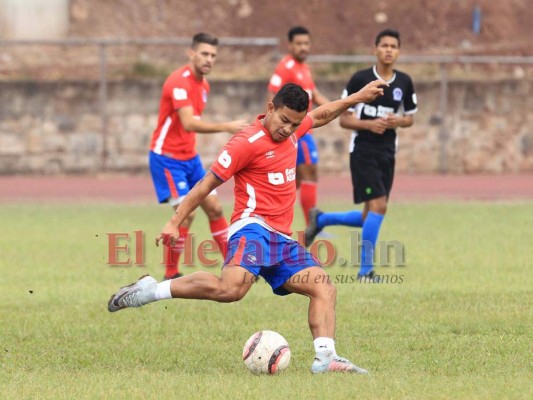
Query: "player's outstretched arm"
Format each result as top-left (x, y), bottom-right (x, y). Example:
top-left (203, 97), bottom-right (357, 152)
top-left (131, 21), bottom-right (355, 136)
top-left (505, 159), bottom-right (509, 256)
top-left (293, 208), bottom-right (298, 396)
top-left (155, 171), bottom-right (223, 247)
top-left (308, 80), bottom-right (387, 129)
top-left (178, 106), bottom-right (248, 134)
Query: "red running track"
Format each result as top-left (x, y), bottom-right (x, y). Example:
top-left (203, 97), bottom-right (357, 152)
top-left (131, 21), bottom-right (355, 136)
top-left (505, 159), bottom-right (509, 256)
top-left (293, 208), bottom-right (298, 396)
top-left (0, 174), bottom-right (531, 204)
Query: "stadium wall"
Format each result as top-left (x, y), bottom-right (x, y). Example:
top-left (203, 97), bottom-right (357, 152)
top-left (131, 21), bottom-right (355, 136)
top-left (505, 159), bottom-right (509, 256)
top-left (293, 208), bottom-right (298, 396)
top-left (0, 79), bottom-right (531, 174)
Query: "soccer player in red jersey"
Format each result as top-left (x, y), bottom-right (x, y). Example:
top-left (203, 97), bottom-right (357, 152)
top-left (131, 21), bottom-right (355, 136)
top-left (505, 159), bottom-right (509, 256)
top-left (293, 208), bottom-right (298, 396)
top-left (109, 80), bottom-right (387, 374)
top-left (149, 33), bottom-right (247, 280)
top-left (267, 26), bottom-right (330, 229)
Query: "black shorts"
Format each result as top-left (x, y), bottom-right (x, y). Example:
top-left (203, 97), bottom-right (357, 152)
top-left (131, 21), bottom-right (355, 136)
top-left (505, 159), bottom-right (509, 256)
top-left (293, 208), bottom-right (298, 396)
top-left (350, 147), bottom-right (395, 204)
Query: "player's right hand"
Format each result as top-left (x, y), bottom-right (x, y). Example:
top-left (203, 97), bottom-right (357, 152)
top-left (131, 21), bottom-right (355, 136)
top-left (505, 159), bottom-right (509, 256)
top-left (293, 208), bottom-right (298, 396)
top-left (358, 79), bottom-right (388, 103)
top-left (226, 119), bottom-right (249, 134)
top-left (155, 220), bottom-right (180, 247)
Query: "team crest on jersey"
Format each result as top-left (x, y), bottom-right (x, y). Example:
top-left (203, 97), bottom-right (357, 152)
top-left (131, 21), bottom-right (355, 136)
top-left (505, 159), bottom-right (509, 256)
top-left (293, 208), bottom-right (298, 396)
top-left (393, 88), bottom-right (403, 101)
top-left (202, 89), bottom-right (208, 103)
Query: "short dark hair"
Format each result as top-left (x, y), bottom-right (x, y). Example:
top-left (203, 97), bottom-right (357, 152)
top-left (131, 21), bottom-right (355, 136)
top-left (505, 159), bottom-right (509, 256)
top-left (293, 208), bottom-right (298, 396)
top-left (375, 29), bottom-right (401, 47)
top-left (272, 83), bottom-right (309, 112)
top-left (288, 26), bottom-right (310, 42)
top-left (192, 33), bottom-right (218, 48)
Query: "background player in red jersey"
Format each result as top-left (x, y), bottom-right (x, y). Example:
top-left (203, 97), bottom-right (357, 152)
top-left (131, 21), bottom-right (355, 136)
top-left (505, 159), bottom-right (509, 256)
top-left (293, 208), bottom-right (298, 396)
top-left (109, 80), bottom-right (387, 374)
top-left (149, 33), bottom-right (247, 280)
top-left (267, 26), bottom-right (330, 229)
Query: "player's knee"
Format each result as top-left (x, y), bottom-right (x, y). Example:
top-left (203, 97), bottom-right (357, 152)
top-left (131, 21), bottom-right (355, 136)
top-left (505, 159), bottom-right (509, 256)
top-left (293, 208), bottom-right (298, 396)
top-left (326, 282), bottom-right (337, 301)
top-left (368, 199), bottom-right (387, 215)
top-left (377, 204), bottom-right (387, 214)
top-left (308, 165), bottom-right (318, 181)
top-left (315, 280), bottom-right (336, 302)
top-left (206, 204), bottom-right (224, 220)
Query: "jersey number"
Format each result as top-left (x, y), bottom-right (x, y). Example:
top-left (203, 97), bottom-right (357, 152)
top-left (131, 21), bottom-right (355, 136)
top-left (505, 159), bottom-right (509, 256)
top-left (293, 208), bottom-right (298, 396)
top-left (218, 150), bottom-right (232, 168)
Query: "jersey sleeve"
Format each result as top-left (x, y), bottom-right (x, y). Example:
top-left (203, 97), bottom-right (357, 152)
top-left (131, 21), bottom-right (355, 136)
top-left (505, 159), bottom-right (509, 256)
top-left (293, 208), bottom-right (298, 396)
top-left (268, 62), bottom-right (291, 93)
top-left (210, 135), bottom-right (254, 182)
top-left (294, 115), bottom-right (313, 139)
top-left (167, 74), bottom-right (193, 111)
top-left (342, 73), bottom-right (364, 113)
top-left (402, 76), bottom-right (418, 115)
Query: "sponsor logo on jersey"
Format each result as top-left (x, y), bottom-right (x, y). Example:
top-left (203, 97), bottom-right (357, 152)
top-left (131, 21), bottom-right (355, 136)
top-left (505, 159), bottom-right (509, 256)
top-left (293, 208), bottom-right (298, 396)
top-left (178, 181), bottom-right (187, 190)
top-left (246, 254), bottom-right (257, 264)
top-left (267, 172), bottom-right (285, 185)
top-left (393, 88), bottom-right (403, 101)
top-left (267, 167), bottom-right (296, 185)
top-left (270, 74), bottom-right (282, 87)
top-left (265, 150), bottom-right (275, 159)
top-left (202, 89), bottom-right (208, 103)
top-left (173, 88), bottom-right (188, 101)
top-left (285, 167), bottom-right (296, 182)
top-left (363, 104), bottom-right (395, 118)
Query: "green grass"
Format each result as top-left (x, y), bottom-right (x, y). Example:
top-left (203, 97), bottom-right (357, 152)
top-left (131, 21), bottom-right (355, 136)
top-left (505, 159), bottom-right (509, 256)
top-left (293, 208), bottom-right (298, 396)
top-left (1, 202), bottom-right (532, 399)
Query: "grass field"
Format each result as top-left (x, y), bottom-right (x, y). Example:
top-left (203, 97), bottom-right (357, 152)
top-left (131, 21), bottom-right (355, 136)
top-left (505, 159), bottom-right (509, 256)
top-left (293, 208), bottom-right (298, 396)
top-left (1, 201), bottom-right (532, 399)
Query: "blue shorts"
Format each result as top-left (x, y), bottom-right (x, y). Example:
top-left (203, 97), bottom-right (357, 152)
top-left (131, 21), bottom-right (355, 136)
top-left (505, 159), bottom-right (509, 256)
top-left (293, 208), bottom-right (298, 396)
top-left (296, 133), bottom-right (319, 166)
top-left (149, 151), bottom-right (206, 203)
top-left (225, 223), bottom-right (320, 296)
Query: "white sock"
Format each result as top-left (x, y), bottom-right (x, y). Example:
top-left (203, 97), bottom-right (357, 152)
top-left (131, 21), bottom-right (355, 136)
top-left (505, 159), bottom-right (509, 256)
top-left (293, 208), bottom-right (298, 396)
top-left (313, 337), bottom-right (337, 357)
top-left (154, 280), bottom-right (172, 300)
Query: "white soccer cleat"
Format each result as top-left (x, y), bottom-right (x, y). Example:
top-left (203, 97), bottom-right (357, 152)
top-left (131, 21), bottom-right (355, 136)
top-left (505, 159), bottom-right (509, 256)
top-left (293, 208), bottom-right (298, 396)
top-left (311, 352), bottom-right (369, 374)
top-left (107, 275), bottom-right (157, 312)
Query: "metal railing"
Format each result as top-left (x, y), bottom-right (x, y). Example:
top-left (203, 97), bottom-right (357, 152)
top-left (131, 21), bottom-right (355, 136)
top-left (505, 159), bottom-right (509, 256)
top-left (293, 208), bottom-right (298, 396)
top-left (1, 38), bottom-right (532, 172)
top-left (308, 54), bottom-right (533, 172)
top-left (308, 54), bottom-right (533, 64)
top-left (0, 37), bottom-right (281, 169)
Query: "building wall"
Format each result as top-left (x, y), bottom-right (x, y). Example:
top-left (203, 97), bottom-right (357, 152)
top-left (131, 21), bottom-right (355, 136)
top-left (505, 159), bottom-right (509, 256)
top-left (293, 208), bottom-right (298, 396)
top-left (0, 79), bottom-right (531, 174)
top-left (0, 0), bottom-right (69, 39)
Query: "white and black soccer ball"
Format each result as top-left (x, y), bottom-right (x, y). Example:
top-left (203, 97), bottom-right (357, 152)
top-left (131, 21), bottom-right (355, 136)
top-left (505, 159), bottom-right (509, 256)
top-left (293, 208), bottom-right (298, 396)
top-left (242, 330), bottom-right (291, 374)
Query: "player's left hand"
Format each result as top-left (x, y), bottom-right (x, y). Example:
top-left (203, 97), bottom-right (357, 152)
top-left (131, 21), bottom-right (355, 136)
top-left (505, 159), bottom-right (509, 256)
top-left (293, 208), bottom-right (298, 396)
top-left (226, 119), bottom-right (249, 134)
top-left (384, 114), bottom-right (401, 129)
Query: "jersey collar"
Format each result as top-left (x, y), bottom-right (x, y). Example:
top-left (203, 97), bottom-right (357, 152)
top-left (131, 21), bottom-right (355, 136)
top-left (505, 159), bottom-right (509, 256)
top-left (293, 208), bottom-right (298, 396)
top-left (254, 114), bottom-right (277, 142)
top-left (185, 65), bottom-right (204, 82)
top-left (373, 65), bottom-right (396, 84)
top-left (255, 114), bottom-right (268, 132)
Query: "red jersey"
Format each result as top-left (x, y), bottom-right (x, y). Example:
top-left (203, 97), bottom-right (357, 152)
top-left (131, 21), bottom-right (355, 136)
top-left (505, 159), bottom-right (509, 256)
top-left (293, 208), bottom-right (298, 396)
top-left (149, 65), bottom-right (209, 160)
top-left (268, 55), bottom-right (316, 112)
top-left (210, 114), bottom-right (313, 237)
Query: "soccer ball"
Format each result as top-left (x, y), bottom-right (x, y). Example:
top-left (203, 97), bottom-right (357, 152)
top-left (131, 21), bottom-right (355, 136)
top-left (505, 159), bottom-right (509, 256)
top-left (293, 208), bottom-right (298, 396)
top-left (242, 330), bottom-right (291, 374)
